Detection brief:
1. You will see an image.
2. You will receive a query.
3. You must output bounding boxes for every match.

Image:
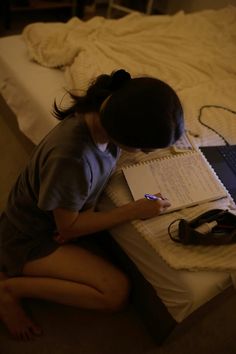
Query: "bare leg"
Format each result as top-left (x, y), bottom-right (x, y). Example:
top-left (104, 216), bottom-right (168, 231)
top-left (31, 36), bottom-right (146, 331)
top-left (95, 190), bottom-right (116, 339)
top-left (0, 272), bottom-right (42, 340)
top-left (0, 245), bottom-right (130, 339)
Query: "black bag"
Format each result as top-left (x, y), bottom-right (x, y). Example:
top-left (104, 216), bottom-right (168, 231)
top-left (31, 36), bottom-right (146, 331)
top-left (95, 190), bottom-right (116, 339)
top-left (168, 209), bottom-right (236, 245)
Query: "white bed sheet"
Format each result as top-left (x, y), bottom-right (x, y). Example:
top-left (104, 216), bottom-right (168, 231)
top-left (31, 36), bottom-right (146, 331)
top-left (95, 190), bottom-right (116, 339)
top-left (0, 8), bottom-right (236, 322)
top-left (0, 35), bottom-right (66, 144)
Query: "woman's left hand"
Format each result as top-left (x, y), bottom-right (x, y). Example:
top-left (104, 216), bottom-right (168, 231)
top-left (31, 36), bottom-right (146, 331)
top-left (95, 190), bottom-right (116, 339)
top-left (53, 233), bottom-right (68, 244)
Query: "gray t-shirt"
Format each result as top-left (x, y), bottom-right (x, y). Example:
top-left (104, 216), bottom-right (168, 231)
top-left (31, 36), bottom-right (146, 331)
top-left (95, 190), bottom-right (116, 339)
top-left (5, 114), bottom-right (120, 237)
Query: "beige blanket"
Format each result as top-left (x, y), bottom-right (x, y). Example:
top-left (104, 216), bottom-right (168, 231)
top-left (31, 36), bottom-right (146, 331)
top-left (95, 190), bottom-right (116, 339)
top-left (23, 6), bottom-right (236, 93)
top-left (22, 6), bottom-right (236, 144)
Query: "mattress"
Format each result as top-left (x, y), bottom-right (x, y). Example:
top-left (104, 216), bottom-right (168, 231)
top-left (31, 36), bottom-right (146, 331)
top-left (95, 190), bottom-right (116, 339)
top-left (0, 7), bottom-right (236, 322)
top-left (0, 35), bottom-right (65, 144)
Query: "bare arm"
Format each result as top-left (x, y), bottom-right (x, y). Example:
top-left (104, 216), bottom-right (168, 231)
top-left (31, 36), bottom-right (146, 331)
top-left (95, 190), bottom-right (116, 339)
top-left (53, 196), bottom-right (171, 244)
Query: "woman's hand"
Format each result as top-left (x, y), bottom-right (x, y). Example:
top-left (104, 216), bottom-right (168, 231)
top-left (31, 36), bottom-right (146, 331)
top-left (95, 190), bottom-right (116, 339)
top-left (53, 233), bottom-right (68, 244)
top-left (53, 208), bottom-right (80, 244)
top-left (131, 194), bottom-right (171, 220)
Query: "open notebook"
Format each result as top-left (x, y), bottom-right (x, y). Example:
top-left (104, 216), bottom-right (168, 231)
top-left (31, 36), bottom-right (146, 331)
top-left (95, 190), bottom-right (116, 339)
top-left (122, 150), bottom-right (228, 213)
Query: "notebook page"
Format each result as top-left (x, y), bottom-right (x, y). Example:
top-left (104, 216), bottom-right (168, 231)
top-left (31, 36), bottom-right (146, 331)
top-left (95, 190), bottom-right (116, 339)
top-left (123, 151), bottom-right (227, 212)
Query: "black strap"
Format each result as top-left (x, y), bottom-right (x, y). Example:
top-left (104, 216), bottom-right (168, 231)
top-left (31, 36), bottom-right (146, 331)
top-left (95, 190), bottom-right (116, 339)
top-left (168, 219), bottom-right (182, 243)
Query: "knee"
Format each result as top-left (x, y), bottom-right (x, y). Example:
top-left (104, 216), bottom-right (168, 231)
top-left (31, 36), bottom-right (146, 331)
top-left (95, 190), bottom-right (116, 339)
top-left (104, 272), bottom-right (131, 312)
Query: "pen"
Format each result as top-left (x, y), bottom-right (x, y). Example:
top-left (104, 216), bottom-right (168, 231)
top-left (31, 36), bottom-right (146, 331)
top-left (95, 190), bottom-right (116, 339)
top-left (144, 194), bottom-right (164, 201)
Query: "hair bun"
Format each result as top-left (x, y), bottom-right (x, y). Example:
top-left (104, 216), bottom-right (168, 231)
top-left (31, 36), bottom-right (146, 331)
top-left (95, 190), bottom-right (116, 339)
top-left (110, 69), bottom-right (131, 91)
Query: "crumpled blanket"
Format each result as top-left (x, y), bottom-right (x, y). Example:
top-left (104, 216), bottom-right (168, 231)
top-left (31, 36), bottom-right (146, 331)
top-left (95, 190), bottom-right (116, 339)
top-left (22, 6), bottom-right (236, 93)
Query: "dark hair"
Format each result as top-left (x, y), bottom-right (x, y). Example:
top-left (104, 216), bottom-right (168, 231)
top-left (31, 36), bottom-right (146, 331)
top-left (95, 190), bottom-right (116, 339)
top-left (53, 70), bottom-right (131, 119)
top-left (53, 69), bottom-right (184, 149)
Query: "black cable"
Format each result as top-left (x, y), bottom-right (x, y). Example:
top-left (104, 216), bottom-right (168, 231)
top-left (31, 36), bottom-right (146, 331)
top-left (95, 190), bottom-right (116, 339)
top-left (197, 105), bottom-right (236, 146)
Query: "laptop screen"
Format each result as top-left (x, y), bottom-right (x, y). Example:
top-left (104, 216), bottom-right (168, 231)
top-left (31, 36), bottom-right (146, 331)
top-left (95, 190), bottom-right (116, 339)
top-left (199, 145), bottom-right (236, 203)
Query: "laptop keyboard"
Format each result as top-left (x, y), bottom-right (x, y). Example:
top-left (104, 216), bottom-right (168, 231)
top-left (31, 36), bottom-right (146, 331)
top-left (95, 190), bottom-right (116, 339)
top-left (218, 145), bottom-right (236, 175)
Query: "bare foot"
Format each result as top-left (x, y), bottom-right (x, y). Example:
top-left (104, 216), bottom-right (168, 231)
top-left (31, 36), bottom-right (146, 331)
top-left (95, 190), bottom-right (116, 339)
top-left (0, 278), bottom-right (42, 340)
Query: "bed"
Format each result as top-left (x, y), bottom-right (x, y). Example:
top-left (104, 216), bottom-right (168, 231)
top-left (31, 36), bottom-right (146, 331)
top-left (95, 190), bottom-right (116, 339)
top-left (0, 5), bottom-right (236, 342)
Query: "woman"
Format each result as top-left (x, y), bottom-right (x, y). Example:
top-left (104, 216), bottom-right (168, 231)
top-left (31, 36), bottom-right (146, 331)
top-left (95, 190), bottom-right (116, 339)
top-left (0, 69), bottom-right (184, 340)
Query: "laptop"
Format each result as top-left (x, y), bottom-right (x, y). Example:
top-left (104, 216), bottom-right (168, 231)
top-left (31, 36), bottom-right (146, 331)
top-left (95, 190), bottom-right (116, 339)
top-left (199, 145), bottom-right (236, 203)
